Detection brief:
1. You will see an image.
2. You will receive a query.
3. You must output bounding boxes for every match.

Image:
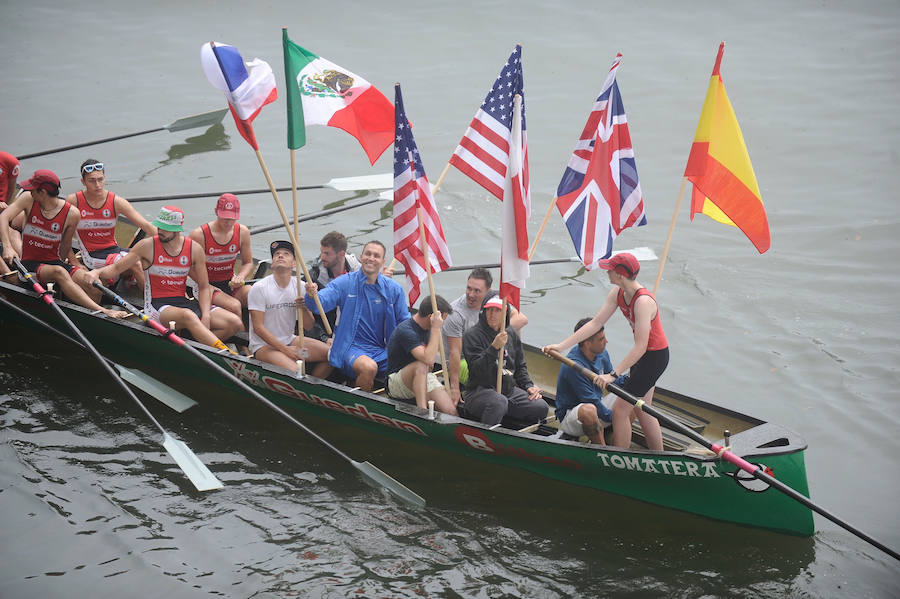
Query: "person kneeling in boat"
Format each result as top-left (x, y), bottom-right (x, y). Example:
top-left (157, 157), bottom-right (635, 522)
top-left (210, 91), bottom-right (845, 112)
top-left (248, 240), bottom-right (331, 378)
top-left (554, 319), bottom-right (628, 445)
top-left (0, 169), bottom-right (127, 318)
top-left (304, 240), bottom-right (409, 392)
top-left (89, 206), bottom-right (243, 350)
top-left (543, 252), bottom-right (668, 451)
top-left (386, 294), bottom-right (457, 416)
top-left (65, 159), bottom-right (156, 295)
top-left (462, 296), bottom-right (548, 428)
top-left (188, 193), bottom-right (253, 322)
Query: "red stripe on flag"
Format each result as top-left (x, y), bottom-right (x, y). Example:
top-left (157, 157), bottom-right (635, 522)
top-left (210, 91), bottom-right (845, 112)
top-left (688, 156), bottom-right (770, 253)
top-left (449, 155), bottom-right (504, 200)
top-left (684, 141), bottom-right (710, 177)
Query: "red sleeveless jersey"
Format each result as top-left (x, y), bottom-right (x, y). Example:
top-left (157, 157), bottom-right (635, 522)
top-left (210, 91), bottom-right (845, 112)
top-left (147, 237), bottom-right (193, 300)
top-left (75, 191), bottom-right (117, 252)
top-left (201, 222), bottom-right (240, 282)
top-left (616, 287), bottom-right (668, 351)
top-left (21, 200), bottom-right (71, 262)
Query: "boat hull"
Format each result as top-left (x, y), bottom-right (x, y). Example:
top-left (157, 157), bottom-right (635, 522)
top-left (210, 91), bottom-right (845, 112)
top-left (0, 281), bottom-right (814, 535)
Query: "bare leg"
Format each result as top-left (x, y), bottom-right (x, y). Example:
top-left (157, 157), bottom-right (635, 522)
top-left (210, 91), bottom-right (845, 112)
top-left (159, 306), bottom-right (219, 347)
top-left (211, 290), bottom-right (242, 320)
top-left (209, 307), bottom-right (243, 340)
top-left (38, 265), bottom-right (125, 318)
top-left (427, 386), bottom-right (458, 416)
top-left (577, 403), bottom-right (605, 445)
top-left (352, 355), bottom-right (378, 392)
top-left (634, 387), bottom-right (663, 451)
top-left (611, 397), bottom-right (636, 449)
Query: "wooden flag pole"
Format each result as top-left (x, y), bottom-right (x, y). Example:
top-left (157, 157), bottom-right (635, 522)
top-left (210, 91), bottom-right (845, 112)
top-left (652, 177), bottom-right (688, 295)
top-left (254, 149), bottom-right (332, 336)
top-left (495, 298), bottom-right (508, 392)
top-left (527, 196), bottom-right (559, 260)
top-left (289, 149), bottom-right (306, 352)
top-left (416, 207), bottom-right (450, 392)
top-left (430, 162), bottom-right (452, 195)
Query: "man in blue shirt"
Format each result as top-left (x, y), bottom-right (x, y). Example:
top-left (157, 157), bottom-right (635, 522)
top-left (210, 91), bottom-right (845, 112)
top-left (554, 318), bottom-right (623, 445)
top-left (304, 240), bottom-right (409, 391)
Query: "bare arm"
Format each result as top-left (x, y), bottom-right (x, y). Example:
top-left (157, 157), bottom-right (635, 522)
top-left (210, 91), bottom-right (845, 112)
top-left (89, 238), bottom-right (150, 284)
top-left (447, 336), bottom-right (463, 402)
top-left (0, 193), bottom-right (30, 262)
top-left (189, 241), bottom-right (212, 324)
top-left (613, 294), bottom-right (653, 375)
top-left (59, 207), bottom-right (80, 261)
top-left (543, 287), bottom-right (618, 354)
top-left (250, 309), bottom-right (299, 359)
top-left (115, 196), bottom-right (157, 237)
top-left (233, 224), bottom-right (254, 284)
top-left (410, 313), bottom-right (444, 366)
top-left (509, 306), bottom-right (528, 331)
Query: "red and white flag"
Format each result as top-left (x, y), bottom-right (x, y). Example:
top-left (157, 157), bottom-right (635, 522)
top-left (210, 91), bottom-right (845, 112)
top-left (499, 95), bottom-right (529, 310)
top-left (393, 85), bottom-right (451, 305)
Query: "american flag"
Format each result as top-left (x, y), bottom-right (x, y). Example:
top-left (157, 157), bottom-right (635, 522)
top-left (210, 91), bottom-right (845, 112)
top-left (555, 54), bottom-right (646, 269)
top-left (450, 45), bottom-right (529, 202)
top-left (393, 84), bottom-right (452, 306)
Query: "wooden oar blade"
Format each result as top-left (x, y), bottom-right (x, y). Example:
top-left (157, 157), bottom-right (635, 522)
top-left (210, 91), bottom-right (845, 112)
top-left (352, 460), bottom-right (426, 508)
top-left (326, 173), bottom-right (393, 191)
top-left (165, 108), bottom-right (229, 132)
top-left (161, 433), bottom-right (224, 492)
top-left (114, 363), bottom-right (198, 413)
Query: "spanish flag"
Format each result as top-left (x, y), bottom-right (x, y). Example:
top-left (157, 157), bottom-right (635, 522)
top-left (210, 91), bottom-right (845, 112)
top-left (684, 42), bottom-right (770, 253)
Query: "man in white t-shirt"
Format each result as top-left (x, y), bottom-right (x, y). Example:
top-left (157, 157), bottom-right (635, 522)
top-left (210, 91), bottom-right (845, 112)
top-left (441, 267), bottom-right (528, 405)
top-left (248, 240), bottom-right (331, 378)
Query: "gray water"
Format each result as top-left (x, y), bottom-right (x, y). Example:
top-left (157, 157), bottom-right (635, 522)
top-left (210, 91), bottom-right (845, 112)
top-left (2, 1), bottom-right (899, 597)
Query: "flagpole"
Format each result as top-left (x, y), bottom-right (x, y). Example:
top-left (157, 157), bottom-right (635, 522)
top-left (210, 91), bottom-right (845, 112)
top-left (430, 162), bottom-right (452, 195)
top-left (253, 148), bottom-right (332, 336)
top-left (496, 298), bottom-right (508, 393)
top-left (527, 196), bottom-right (558, 260)
top-left (416, 207), bottom-right (450, 392)
top-left (652, 177), bottom-right (688, 295)
top-left (289, 148), bottom-right (307, 357)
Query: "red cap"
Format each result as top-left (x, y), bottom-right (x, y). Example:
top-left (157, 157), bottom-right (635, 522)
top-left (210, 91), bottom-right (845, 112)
top-left (597, 252), bottom-right (639, 277)
top-left (20, 169), bottom-right (60, 193)
top-left (215, 193), bottom-right (240, 219)
top-left (483, 296), bottom-right (504, 310)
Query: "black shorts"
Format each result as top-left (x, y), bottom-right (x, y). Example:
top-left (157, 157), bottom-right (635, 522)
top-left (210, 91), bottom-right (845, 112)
top-left (20, 259), bottom-right (81, 282)
top-left (150, 296), bottom-right (203, 319)
top-left (624, 347), bottom-right (669, 397)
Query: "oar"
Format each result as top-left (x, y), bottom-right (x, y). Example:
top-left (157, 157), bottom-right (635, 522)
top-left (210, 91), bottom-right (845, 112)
top-left (16, 108), bottom-right (229, 160)
top-left (126, 173), bottom-right (393, 203)
top-left (11, 259), bottom-right (222, 492)
top-left (93, 281), bottom-right (426, 508)
top-left (0, 293), bottom-right (197, 413)
top-left (393, 248), bottom-right (658, 275)
top-left (248, 196), bottom-right (382, 236)
top-left (546, 349), bottom-right (900, 562)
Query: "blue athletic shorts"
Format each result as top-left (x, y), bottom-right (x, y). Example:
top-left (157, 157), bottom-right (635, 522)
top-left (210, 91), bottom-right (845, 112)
top-left (339, 345), bottom-right (388, 380)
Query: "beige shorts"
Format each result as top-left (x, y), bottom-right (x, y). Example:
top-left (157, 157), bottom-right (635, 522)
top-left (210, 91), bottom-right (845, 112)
top-left (387, 370), bottom-right (442, 400)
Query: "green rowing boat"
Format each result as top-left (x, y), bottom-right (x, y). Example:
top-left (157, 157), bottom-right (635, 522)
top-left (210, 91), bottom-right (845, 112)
top-left (0, 278), bottom-right (814, 535)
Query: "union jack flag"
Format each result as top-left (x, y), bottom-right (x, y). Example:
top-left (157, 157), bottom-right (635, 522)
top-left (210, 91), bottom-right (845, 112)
top-left (555, 54), bottom-right (646, 269)
top-left (393, 84), bottom-right (452, 306)
top-left (450, 45), bottom-right (529, 202)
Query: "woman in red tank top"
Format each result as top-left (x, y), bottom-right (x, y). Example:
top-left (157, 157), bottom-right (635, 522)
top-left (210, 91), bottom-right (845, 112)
top-left (543, 252), bottom-right (668, 451)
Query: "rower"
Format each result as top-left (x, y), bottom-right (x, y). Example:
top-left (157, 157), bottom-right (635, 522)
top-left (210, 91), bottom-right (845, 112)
top-left (65, 159), bottom-right (156, 296)
top-left (188, 193), bottom-right (253, 322)
top-left (89, 205), bottom-right (243, 350)
top-left (0, 169), bottom-right (126, 318)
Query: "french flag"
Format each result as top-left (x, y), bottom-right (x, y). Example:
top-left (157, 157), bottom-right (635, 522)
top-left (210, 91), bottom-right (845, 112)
top-left (201, 42), bottom-right (278, 150)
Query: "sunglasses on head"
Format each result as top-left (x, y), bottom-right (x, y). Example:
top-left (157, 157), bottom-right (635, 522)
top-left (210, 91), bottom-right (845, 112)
top-left (81, 163), bottom-right (104, 174)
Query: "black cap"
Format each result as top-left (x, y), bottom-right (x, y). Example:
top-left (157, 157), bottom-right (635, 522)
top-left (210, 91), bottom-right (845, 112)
top-left (269, 240), bottom-right (295, 257)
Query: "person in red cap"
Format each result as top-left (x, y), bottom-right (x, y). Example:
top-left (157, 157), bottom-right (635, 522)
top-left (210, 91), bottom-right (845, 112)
top-left (188, 193), bottom-right (253, 322)
top-left (90, 205), bottom-right (243, 350)
top-left (0, 151), bottom-right (23, 275)
top-left (0, 169), bottom-right (126, 318)
top-left (65, 159), bottom-right (157, 295)
top-left (543, 252), bottom-right (668, 451)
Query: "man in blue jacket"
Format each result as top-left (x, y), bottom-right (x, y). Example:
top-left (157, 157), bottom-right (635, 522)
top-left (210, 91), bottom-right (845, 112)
top-left (304, 240), bottom-right (409, 391)
top-left (554, 318), bottom-right (624, 445)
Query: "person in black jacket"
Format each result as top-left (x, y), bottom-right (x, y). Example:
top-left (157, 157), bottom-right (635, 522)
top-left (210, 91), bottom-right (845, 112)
top-left (462, 295), bottom-right (548, 427)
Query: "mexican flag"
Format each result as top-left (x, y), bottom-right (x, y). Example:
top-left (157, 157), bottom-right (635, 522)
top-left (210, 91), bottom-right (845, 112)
top-left (282, 29), bottom-right (394, 164)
